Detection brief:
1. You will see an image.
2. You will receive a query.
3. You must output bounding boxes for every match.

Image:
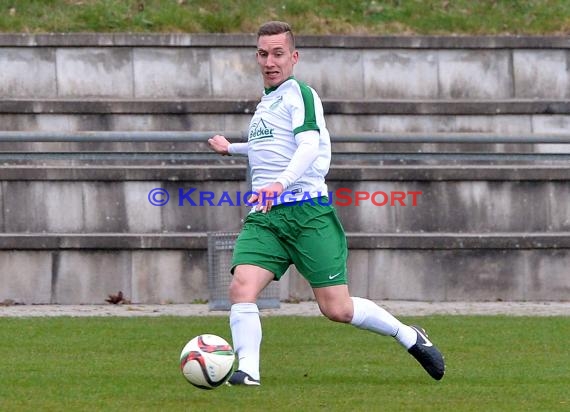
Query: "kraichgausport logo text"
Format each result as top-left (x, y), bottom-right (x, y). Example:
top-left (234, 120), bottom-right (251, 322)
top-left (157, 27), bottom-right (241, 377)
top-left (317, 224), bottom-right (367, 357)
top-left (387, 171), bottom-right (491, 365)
top-left (147, 188), bottom-right (422, 207)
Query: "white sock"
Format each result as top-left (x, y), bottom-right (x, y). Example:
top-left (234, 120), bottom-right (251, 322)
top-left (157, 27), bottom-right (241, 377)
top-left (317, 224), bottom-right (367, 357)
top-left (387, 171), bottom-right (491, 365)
top-left (230, 303), bottom-right (261, 380)
top-left (350, 297), bottom-right (417, 349)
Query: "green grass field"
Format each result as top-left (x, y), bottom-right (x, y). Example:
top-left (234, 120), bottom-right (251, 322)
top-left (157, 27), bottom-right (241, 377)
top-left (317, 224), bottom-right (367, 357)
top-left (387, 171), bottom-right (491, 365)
top-left (0, 0), bottom-right (569, 35)
top-left (1, 315), bottom-right (569, 411)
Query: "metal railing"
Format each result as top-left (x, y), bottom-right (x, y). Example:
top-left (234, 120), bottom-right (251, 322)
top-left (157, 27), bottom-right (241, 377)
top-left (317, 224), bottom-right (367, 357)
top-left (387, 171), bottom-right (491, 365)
top-left (1, 130), bottom-right (570, 143)
top-left (0, 131), bottom-right (569, 163)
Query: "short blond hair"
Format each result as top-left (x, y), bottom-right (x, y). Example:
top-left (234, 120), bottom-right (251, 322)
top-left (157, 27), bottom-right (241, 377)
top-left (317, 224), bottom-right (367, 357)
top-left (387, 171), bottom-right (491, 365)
top-left (257, 21), bottom-right (295, 50)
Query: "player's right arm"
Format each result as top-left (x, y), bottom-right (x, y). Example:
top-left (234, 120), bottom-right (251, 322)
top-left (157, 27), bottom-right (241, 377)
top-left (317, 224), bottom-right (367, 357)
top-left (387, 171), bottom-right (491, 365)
top-left (208, 134), bottom-right (248, 156)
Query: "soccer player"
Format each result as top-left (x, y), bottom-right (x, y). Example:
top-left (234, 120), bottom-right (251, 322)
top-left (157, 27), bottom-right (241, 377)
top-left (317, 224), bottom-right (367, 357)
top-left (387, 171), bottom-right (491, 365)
top-left (208, 20), bottom-right (445, 385)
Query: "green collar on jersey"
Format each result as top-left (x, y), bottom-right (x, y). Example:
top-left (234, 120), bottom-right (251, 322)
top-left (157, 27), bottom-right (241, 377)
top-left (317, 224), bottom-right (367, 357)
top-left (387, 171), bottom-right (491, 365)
top-left (264, 76), bottom-right (295, 95)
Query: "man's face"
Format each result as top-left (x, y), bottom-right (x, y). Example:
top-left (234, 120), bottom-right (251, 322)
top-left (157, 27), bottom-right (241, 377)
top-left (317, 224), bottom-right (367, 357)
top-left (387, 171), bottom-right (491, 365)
top-left (256, 32), bottom-right (299, 88)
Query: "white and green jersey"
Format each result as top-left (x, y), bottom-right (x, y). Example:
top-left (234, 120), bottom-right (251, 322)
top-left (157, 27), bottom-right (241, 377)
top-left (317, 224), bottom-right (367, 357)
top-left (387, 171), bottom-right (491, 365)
top-left (247, 77), bottom-right (331, 204)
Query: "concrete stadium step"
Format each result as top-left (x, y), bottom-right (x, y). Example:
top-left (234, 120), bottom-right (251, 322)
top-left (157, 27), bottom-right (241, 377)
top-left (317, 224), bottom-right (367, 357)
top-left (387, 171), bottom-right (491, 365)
top-left (1, 232), bottom-right (569, 304)
top-left (2, 98), bottom-right (570, 116)
top-left (1, 164), bottom-right (569, 181)
top-left (1, 232), bottom-right (569, 250)
top-left (0, 131), bottom-right (568, 167)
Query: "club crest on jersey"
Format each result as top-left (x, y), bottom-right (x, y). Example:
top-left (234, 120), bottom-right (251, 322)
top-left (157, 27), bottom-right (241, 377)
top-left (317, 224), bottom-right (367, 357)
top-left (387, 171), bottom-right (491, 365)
top-left (269, 96), bottom-right (283, 110)
top-left (249, 118), bottom-right (274, 141)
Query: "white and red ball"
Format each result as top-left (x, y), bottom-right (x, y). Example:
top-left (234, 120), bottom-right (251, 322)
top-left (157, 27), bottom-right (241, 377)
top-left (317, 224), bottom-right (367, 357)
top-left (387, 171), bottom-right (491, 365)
top-left (179, 334), bottom-right (235, 389)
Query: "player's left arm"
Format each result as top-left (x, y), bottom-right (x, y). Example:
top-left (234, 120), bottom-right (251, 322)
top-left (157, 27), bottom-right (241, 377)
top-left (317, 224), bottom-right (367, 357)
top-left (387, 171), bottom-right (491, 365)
top-left (251, 131), bottom-right (319, 213)
top-left (275, 130), bottom-right (320, 189)
top-left (276, 84), bottom-right (322, 190)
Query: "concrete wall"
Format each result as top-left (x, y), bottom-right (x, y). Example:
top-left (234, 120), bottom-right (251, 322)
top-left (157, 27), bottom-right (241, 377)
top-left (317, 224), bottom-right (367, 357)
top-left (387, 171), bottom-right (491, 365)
top-left (3, 245), bottom-right (570, 304)
top-left (2, 35), bottom-right (570, 100)
top-left (1, 34), bottom-right (570, 135)
top-left (0, 34), bottom-right (569, 304)
top-left (0, 164), bottom-right (569, 304)
top-left (0, 178), bottom-right (569, 234)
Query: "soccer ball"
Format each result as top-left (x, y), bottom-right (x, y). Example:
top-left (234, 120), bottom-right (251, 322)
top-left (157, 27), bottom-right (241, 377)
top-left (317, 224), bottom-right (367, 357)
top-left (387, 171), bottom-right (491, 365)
top-left (179, 334), bottom-right (235, 389)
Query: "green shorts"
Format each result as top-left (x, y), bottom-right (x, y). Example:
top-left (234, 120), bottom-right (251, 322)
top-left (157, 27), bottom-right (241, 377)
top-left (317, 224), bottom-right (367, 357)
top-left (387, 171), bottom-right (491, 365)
top-left (231, 198), bottom-right (348, 288)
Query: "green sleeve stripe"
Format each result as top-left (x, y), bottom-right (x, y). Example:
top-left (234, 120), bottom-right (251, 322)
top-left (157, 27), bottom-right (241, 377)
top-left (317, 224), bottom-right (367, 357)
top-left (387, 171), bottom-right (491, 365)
top-left (293, 80), bottom-right (320, 135)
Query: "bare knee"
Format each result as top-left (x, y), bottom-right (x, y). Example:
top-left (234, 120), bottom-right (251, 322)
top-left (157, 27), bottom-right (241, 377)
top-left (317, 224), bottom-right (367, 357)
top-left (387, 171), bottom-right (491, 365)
top-left (229, 265), bottom-right (274, 304)
top-left (229, 275), bottom-right (251, 303)
top-left (319, 302), bottom-right (353, 323)
top-left (313, 285), bottom-right (354, 323)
